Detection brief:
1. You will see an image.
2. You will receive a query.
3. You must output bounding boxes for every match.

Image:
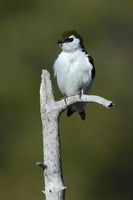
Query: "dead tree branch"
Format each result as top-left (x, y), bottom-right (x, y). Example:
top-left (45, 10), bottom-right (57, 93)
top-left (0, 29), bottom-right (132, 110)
top-left (38, 69), bottom-right (114, 200)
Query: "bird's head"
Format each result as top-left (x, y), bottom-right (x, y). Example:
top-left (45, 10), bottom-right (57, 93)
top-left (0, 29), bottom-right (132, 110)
top-left (57, 30), bottom-right (83, 52)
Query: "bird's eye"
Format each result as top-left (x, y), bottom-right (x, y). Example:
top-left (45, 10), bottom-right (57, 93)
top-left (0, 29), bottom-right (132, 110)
top-left (68, 37), bottom-right (74, 42)
top-left (65, 37), bottom-right (74, 42)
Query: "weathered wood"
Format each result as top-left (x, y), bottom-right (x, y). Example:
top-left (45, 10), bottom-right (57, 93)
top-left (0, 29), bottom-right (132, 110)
top-left (39, 69), bottom-right (114, 200)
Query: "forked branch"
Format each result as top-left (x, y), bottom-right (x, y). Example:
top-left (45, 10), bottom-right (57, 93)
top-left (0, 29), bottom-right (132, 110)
top-left (38, 69), bottom-right (114, 200)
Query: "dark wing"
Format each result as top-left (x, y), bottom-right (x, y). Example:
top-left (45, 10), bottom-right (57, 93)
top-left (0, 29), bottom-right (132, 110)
top-left (88, 56), bottom-right (96, 79)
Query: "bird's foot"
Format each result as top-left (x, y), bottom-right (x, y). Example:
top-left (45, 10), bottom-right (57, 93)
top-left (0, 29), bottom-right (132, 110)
top-left (79, 89), bottom-right (84, 99)
top-left (64, 95), bottom-right (68, 106)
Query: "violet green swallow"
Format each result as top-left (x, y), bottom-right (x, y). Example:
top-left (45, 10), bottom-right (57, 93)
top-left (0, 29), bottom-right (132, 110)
top-left (53, 30), bottom-right (95, 120)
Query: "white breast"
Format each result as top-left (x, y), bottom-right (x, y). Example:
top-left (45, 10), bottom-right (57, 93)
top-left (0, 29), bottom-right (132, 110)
top-left (53, 49), bottom-right (93, 96)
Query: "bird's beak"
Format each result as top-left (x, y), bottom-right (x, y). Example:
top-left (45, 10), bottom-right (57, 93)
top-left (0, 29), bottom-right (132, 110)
top-left (57, 40), bottom-right (63, 45)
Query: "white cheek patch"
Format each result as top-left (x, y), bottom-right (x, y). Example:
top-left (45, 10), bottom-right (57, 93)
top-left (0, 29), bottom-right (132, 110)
top-left (62, 37), bottom-right (80, 52)
top-left (72, 38), bottom-right (80, 46)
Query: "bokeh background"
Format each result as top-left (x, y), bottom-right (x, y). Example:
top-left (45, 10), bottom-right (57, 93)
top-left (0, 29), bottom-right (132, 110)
top-left (0, 0), bottom-right (133, 200)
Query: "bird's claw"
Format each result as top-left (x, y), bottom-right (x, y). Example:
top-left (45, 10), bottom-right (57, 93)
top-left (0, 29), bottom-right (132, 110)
top-left (64, 95), bottom-right (68, 106)
top-left (79, 89), bottom-right (84, 99)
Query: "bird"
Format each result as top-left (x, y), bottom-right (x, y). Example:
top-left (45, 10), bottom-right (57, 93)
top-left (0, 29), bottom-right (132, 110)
top-left (53, 30), bottom-right (95, 120)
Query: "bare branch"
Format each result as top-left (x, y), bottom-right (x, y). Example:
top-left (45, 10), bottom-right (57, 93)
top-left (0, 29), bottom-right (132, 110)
top-left (36, 162), bottom-right (47, 170)
top-left (57, 94), bottom-right (114, 113)
top-left (39, 69), bottom-right (114, 200)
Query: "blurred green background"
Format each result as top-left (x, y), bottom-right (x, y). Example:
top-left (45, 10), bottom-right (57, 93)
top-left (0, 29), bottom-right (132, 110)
top-left (0, 0), bottom-right (133, 200)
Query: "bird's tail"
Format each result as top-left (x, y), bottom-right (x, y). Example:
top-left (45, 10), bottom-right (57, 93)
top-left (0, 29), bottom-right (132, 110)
top-left (67, 103), bottom-right (86, 120)
top-left (67, 107), bottom-right (75, 117)
top-left (79, 110), bottom-right (86, 120)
